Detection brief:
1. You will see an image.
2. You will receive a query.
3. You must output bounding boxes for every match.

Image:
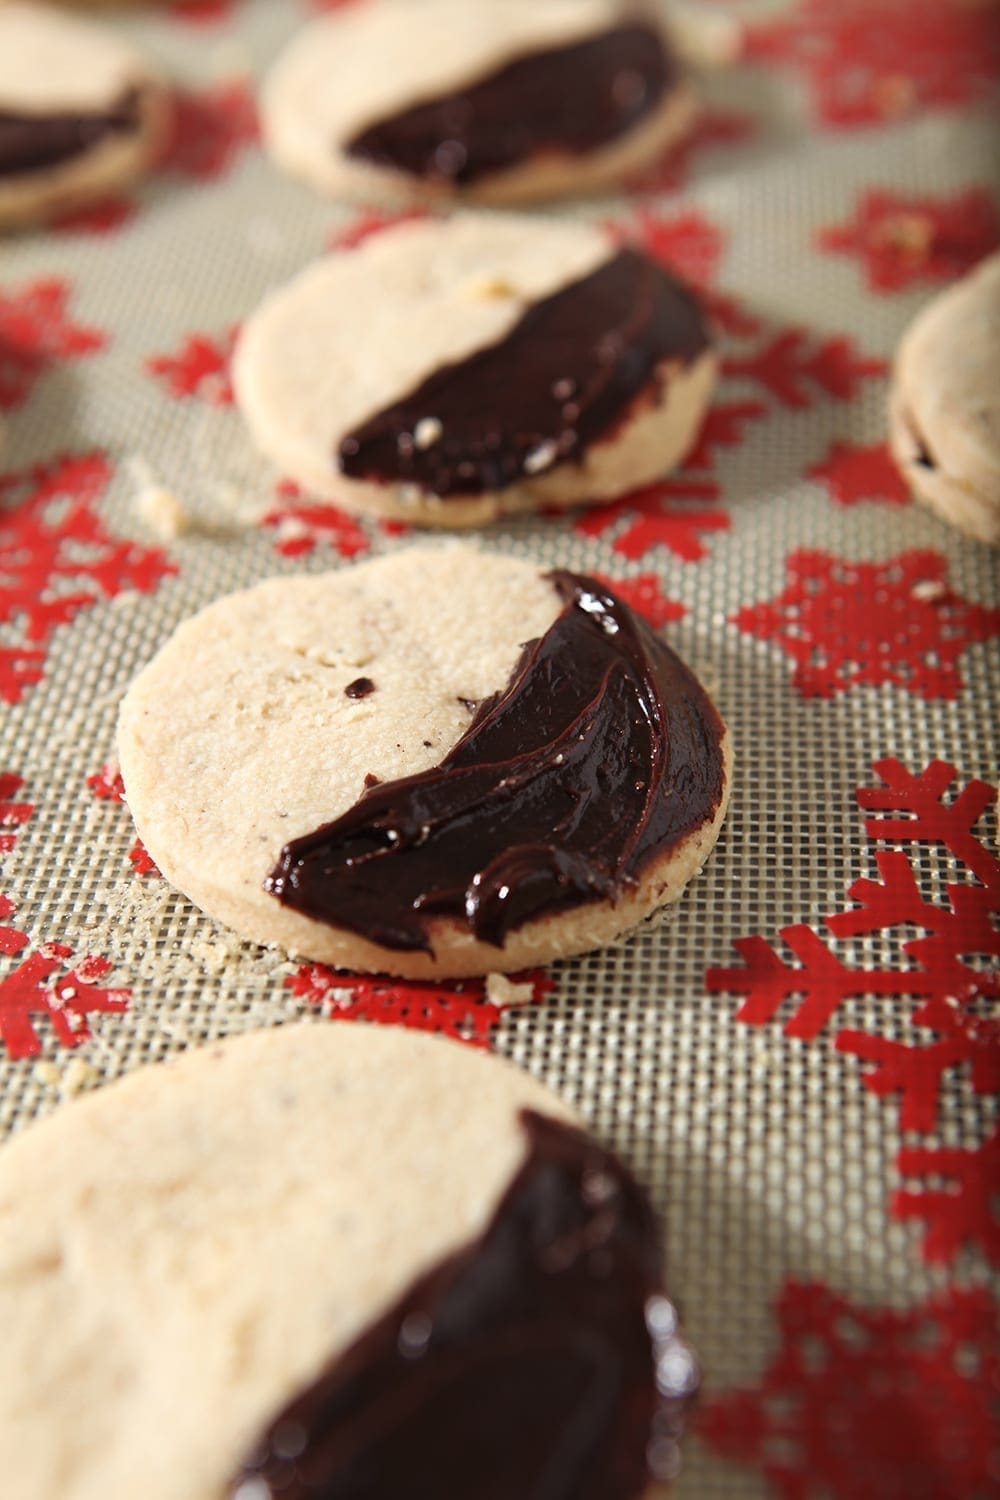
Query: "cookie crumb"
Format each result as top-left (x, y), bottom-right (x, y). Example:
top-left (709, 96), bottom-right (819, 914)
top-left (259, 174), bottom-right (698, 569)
top-left (485, 973), bottom-right (536, 1008)
top-left (34, 1059), bottom-right (60, 1087)
top-left (414, 417), bottom-right (443, 450)
top-left (911, 579), bottom-right (947, 603)
top-left (135, 485), bottom-right (192, 541)
top-left (62, 1058), bottom-right (97, 1097)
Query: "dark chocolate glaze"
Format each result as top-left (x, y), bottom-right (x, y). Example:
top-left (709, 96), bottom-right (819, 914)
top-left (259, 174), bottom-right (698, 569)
top-left (229, 1109), bottom-right (696, 1500)
top-left (0, 89), bottom-right (143, 179)
top-left (339, 248), bottom-right (711, 499)
top-left (344, 677), bottom-right (376, 699)
top-left (266, 570), bottom-right (726, 953)
top-left (346, 22), bottom-right (674, 186)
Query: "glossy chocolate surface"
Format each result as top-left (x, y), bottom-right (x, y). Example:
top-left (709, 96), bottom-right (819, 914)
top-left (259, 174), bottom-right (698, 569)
top-left (346, 22), bottom-right (673, 186)
top-left (230, 1109), bottom-right (693, 1500)
top-left (0, 89), bottom-right (142, 178)
top-left (339, 248), bottom-right (711, 498)
top-left (266, 571), bottom-right (726, 953)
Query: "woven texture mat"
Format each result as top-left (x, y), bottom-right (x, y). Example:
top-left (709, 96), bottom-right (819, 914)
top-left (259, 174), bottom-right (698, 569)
top-left (1, 2), bottom-right (998, 1496)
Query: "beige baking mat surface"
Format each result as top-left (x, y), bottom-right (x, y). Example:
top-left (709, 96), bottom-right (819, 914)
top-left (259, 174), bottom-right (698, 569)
top-left (1, 2), bottom-right (998, 1496)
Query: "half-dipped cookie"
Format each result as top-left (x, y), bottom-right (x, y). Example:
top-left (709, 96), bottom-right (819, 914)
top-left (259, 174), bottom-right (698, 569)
top-left (233, 214), bottom-right (717, 527)
top-left (0, 1), bottom-right (171, 229)
top-left (0, 1023), bottom-right (697, 1499)
top-left (116, 548), bottom-right (732, 978)
top-left (889, 251), bottom-right (1000, 546)
top-left (261, 0), bottom-right (695, 206)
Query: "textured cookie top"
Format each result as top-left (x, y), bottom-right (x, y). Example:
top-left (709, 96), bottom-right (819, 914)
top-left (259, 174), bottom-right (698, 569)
top-left (0, 1), bottom-right (154, 112)
top-left (0, 1023), bottom-right (578, 1500)
top-left (263, 0), bottom-right (663, 168)
top-left (894, 251), bottom-right (1000, 501)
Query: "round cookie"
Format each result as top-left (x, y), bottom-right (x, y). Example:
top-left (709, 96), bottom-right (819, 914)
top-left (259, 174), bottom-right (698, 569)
top-left (889, 251), bottom-right (1000, 546)
top-left (0, 1023), bottom-right (695, 1499)
top-left (261, 0), bottom-right (696, 207)
top-left (0, 1), bottom-right (170, 230)
top-left (233, 214), bottom-right (717, 527)
top-left (117, 548), bottom-right (732, 979)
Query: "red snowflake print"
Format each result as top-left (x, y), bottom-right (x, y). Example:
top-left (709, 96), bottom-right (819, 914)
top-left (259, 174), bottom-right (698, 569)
top-left (746, 0), bottom-right (1000, 128)
top-left (818, 187), bottom-right (1000, 294)
top-left (262, 480), bottom-right (372, 560)
top-left (894, 1127), bottom-right (1000, 1265)
top-left (146, 326), bottom-right (238, 406)
top-left (576, 476), bottom-right (730, 564)
top-left (328, 208), bottom-right (427, 253)
top-left (0, 278), bottom-right (107, 410)
top-left (160, 80), bottom-right (258, 180)
top-left (0, 943), bottom-right (129, 1059)
top-left (87, 765), bottom-right (158, 877)
top-left (709, 758), bottom-right (1000, 1265)
top-left (287, 966), bottom-right (553, 1049)
top-left (731, 550), bottom-right (1000, 700)
top-left (166, 0), bottom-right (238, 22)
top-left (724, 329), bottom-right (887, 410)
top-left (51, 196), bottom-right (136, 237)
top-left (0, 773), bottom-right (33, 856)
top-left (683, 400), bottom-right (768, 471)
top-left (807, 440), bottom-right (910, 508)
top-left (700, 1282), bottom-right (999, 1500)
top-left (598, 573), bottom-right (685, 629)
top-left (0, 894), bottom-right (28, 957)
top-left (613, 207), bottom-right (724, 287)
top-left (629, 108), bottom-right (756, 194)
top-left (0, 451), bottom-right (176, 705)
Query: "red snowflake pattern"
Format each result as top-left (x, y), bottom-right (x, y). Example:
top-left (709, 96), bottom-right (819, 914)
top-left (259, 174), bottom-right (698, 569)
top-left (262, 481), bottom-right (373, 560)
top-left (287, 966), bottom-right (553, 1049)
top-left (746, 0), bottom-right (1000, 128)
top-left (576, 477), bottom-right (730, 564)
top-left (0, 773), bottom-right (33, 856)
top-left (0, 894), bottom-right (28, 957)
top-left (807, 440), bottom-right (910, 508)
top-left (598, 573), bottom-right (685, 629)
top-left (709, 758), bottom-right (1000, 1265)
top-left (146, 326), bottom-right (238, 406)
top-left (0, 943), bottom-right (129, 1060)
top-left (683, 401), bottom-right (767, 471)
top-left (629, 108), bottom-right (756, 194)
top-left (0, 278), bottom-right (107, 410)
top-left (0, 451), bottom-right (176, 704)
top-left (894, 1128), bottom-right (1000, 1265)
top-left (51, 196), bottom-right (137, 238)
top-left (87, 765), bottom-right (158, 877)
top-left (818, 188), bottom-right (1000, 293)
top-left (731, 550), bottom-right (1000, 700)
top-left (614, 206), bottom-right (724, 287)
top-left (160, 80), bottom-right (258, 179)
top-left (699, 1282), bottom-right (999, 1500)
top-left (724, 330), bottom-right (887, 409)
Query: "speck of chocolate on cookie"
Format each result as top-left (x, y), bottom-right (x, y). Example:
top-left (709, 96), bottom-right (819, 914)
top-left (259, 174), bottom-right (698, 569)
top-left (344, 677), bottom-right (376, 699)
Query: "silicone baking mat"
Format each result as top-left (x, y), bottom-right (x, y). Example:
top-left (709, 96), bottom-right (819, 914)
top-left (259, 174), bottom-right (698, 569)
top-left (1, 2), bottom-right (997, 1495)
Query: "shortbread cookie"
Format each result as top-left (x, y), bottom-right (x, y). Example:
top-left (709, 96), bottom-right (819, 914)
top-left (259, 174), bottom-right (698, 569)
top-left (0, 1023), bottom-right (697, 1500)
top-left (261, 0), bottom-right (696, 206)
top-left (0, 1), bottom-right (170, 229)
top-left (889, 251), bottom-right (1000, 546)
top-left (233, 214), bottom-right (717, 527)
top-left (117, 548), bottom-right (732, 978)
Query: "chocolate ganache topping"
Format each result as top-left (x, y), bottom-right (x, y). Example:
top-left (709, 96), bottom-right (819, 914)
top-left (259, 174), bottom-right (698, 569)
top-left (229, 1110), bottom-right (696, 1500)
top-left (266, 570), bottom-right (726, 952)
top-left (0, 89), bottom-right (143, 179)
top-left (339, 247), bottom-right (711, 498)
top-left (346, 22), bottom-right (674, 186)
